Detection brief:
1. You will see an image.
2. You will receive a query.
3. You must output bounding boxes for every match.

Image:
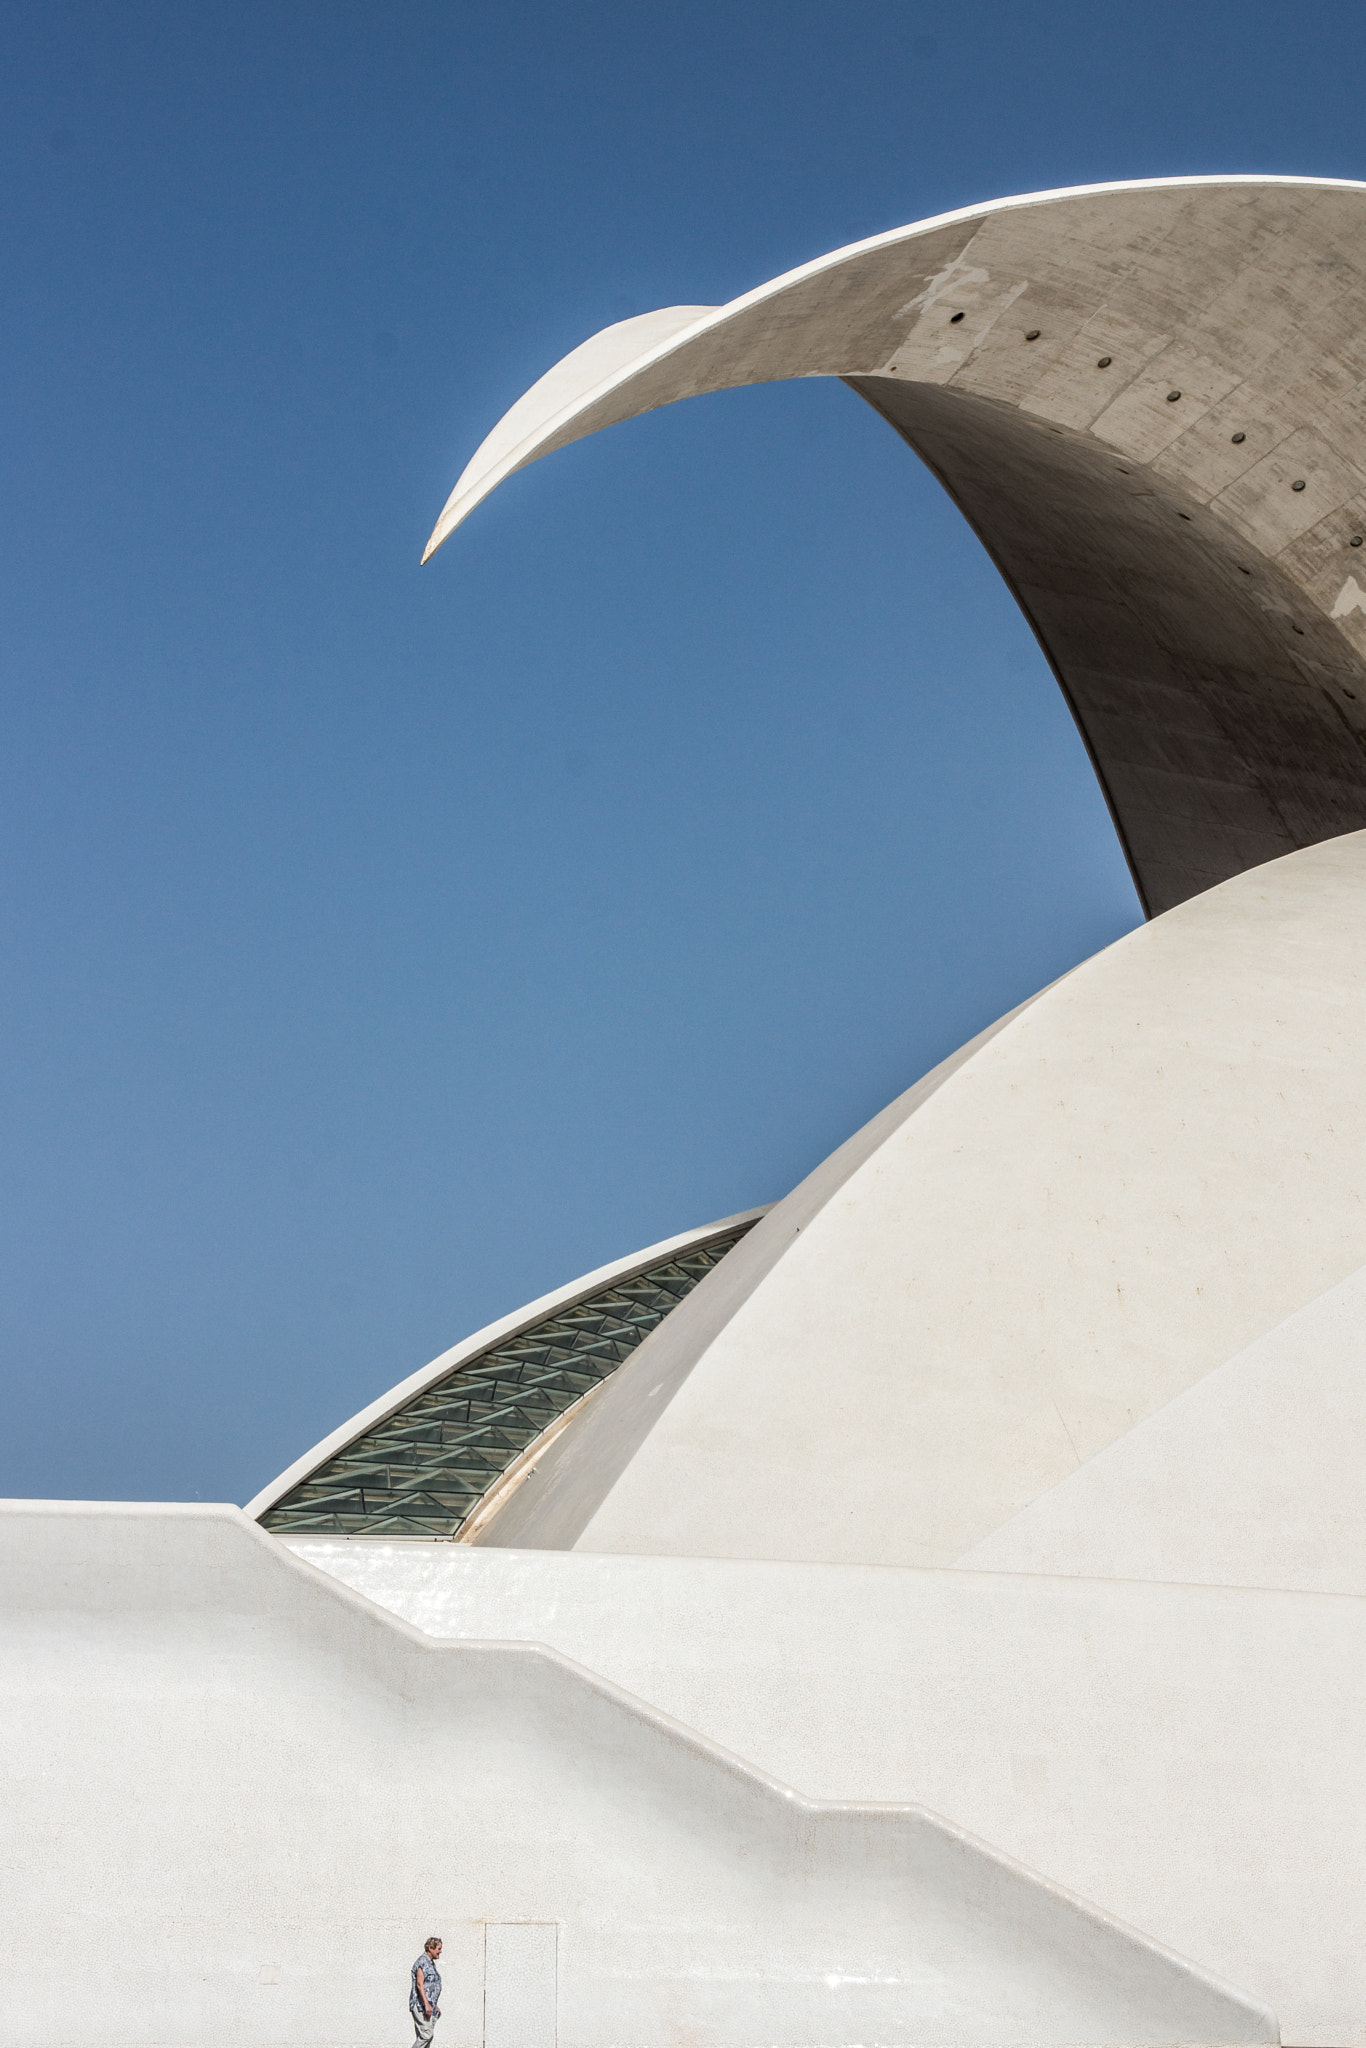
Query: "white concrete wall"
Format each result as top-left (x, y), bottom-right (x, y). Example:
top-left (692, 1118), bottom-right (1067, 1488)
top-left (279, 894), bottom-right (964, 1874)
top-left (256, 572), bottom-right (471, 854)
top-left (291, 1535), bottom-right (1366, 2048)
top-left (0, 1502), bottom-right (1268, 2048)
top-left (956, 1258), bottom-right (1366, 1592)
top-left (562, 834), bottom-right (1366, 1567)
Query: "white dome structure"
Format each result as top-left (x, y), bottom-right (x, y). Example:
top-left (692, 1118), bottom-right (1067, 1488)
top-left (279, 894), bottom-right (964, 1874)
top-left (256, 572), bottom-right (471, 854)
top-left (7, 176), bottom-right (1366, 2048)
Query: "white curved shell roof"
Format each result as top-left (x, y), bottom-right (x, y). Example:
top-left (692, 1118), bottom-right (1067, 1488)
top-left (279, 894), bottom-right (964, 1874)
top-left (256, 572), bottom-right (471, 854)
top-left (262, 174), bottom-right (1366, 1580)
top-left (476, 830), bottom-right (1366, 1577)
top-left (412, 175), bottom-right (1366, 1590)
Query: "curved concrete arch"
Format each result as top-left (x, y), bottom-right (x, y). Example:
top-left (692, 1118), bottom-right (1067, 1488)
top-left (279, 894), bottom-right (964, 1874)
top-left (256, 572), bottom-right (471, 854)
top-left (426, 175), bottom-right (1366, 915)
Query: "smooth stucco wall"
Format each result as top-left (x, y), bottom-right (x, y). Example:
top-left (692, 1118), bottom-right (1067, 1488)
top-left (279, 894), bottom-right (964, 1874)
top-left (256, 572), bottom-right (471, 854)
top-left (470, 1000), bottom-right (1038, 1551)
top-left (292, 1535), bottom-right (1366, 2048)
top-left (0, 1502), bottom-right (1265, 2048)
top-left (564, 833), bottom-right (1366, 1567)
top-left (956, 1257), bottom-right (1366, 1590)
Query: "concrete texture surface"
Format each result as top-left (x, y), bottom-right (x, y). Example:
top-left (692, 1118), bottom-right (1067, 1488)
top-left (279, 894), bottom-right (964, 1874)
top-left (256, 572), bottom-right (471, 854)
top-left (425, 176), bottom-right (1366, 914)
top-left (0, 1501), bottom-right (1273, 2048)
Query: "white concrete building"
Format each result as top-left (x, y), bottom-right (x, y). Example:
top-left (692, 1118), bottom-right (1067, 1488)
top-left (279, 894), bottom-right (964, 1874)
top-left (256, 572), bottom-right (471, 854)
top-left (8, 175), bottom-right (1366, 2048)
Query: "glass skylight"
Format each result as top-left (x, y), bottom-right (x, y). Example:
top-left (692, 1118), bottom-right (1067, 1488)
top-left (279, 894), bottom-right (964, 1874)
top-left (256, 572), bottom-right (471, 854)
top-left (261, 1221), bottom-right (755, 1538)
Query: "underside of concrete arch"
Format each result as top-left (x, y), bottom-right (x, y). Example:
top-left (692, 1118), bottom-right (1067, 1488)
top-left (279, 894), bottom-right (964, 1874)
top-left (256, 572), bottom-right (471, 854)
top-left (424, 175), bottom-right (1366, 914)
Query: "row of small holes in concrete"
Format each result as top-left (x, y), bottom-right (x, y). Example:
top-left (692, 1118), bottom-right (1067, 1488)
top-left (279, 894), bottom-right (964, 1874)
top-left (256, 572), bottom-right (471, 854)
top-left (894, 330), bottom-right (1364, 549)
top-left (1018, 335), bottom-right (1335, 501)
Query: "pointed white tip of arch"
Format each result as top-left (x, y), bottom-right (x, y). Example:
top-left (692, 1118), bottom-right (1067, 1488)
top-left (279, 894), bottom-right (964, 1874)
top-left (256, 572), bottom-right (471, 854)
top-left (421, 303), bottom-right (719, 561)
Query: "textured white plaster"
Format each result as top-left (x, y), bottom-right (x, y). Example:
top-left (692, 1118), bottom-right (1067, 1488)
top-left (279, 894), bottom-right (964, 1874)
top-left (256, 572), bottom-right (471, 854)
top-left (0, 1503), bottom-right (1265, 2048)
top-left (483, 1924), bottom-right (556, 2048)
top-left (292, 1534), bottom-right (1366, 2048)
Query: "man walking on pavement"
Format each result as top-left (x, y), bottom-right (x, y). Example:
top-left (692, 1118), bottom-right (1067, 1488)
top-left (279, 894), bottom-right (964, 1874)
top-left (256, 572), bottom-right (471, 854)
top-left (410, 1936), bottom-right (442, 2046)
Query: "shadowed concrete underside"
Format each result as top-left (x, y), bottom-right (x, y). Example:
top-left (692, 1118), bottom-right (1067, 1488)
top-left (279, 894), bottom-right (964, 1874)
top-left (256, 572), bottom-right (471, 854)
top-left (424, 176), bottom-right (1366, 915)
top-left (852, 377), bottom-right (1366, 913)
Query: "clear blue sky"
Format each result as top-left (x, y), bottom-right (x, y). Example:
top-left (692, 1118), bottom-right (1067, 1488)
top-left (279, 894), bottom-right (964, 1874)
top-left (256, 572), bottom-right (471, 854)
top-left (3, 0), bottom-right (1361, 1505)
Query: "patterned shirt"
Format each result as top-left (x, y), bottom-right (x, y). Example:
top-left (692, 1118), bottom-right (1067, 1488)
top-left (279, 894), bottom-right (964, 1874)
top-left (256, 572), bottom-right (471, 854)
top-left (410, 1952), bottom-right (442, 2016)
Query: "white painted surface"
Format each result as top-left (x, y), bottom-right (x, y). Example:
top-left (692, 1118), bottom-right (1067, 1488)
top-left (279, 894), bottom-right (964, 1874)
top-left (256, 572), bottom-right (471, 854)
top-left (560, 834), bottom-right (1366, 1566)
top-left (471, 997), bottom-right (1042, 1549)
top-left (440, 305), bottom-right (715, 533)
top-left (291, 1534), bottom-right (1366, 2048)
top-left (957, 1258), bottom-right (1366, 1591)
top-left (484, 1924), bottom-right (557, 2048)
top-left (1, 1502), bottom-right (1266, 2048)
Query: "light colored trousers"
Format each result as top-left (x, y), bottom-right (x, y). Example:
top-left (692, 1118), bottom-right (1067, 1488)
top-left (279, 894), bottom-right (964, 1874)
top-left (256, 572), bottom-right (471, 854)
top-left (412, 2011), bottom-right (437, 2047)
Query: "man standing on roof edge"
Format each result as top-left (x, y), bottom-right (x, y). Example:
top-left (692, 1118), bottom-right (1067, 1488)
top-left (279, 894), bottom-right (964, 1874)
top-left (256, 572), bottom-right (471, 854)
top-left (410, 1936), bottom-right (442, 2046)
